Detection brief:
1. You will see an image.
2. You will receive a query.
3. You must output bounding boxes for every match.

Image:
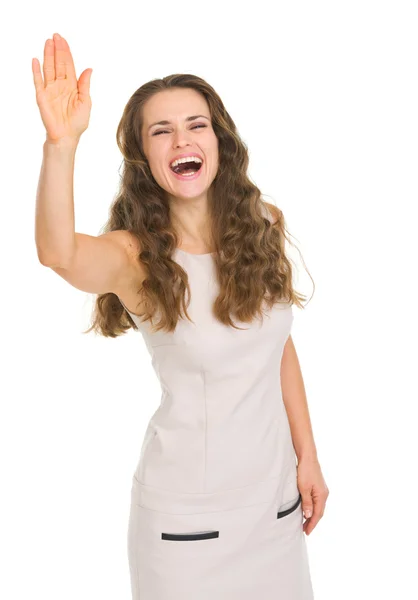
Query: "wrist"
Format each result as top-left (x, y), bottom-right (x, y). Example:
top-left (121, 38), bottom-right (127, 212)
top-left (44, 135), bottom-right (80, 150)
top-left (296, 447), bottom-right (318, 464)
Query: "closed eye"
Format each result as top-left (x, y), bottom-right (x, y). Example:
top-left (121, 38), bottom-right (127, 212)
top-left (153, 124), bottom-right (207, 136)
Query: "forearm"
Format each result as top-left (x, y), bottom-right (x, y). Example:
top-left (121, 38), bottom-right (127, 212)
top-left (280, 335), bottom-right (318, 462)
top-left (35, 137), bottom-right (79, 266)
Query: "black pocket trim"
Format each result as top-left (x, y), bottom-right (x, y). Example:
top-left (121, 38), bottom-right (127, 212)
top-left (276, 492), bottom-right (302, 519)
top-left (161, 530), bottom-right (219, 541)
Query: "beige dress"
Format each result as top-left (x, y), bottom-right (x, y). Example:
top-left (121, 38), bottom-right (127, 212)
top-left (119, 218), bottom-right (314, 599)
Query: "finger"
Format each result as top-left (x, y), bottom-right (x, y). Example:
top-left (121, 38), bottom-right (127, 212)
top-left (43, 38), bottom-right (55, 86)
top-left (32, 57), bottom-right (44, 94)
top-left (304, 500), bottom-right (325, 535)
top-left (301, 490), bottom-right (313, 520)
top-left (53, 33), bottom-right (77, 83)
top-left (304, 517), bottom-right (317, 535)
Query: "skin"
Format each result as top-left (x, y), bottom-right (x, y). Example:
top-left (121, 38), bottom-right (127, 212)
top-left (280, 335), bottom-right (329, 534)
top-left (141, 88), bottom-right (219, 253)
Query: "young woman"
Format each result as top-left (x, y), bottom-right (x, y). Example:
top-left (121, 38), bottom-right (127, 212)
top-left (33, 32), bottom-right (328, 600)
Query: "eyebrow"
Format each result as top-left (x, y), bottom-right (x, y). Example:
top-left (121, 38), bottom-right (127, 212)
top-left (148, 115), bottom-right (210, 132)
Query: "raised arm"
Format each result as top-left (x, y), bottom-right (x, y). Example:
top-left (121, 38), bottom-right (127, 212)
top-left (33, 34), bottom-right (142, 296)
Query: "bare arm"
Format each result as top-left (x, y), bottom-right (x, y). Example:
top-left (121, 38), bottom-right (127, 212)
top-left (35, 136), bottom-right (142, 295)
top-left (35, 137), bottom-right (78, 266)
top-left (49, 230), bottom-right (141, 295)
top-left (33, 33), bottom-right (92, 264)
top-left (33, 34), bottom-right (142, 296)
top-left (264, 200), bottom-right (317, 457)
top-left (280, 335), bottom-right (318, 462)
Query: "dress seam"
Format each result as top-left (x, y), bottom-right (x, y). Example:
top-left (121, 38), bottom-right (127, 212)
top-left (202, 362), bottom-right (208, 493)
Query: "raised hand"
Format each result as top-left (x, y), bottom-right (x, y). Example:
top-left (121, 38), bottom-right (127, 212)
top-left (32, 33), bottom-right (93, 144)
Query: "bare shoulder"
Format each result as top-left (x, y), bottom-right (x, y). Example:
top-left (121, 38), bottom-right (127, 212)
top-left (100, 229), bottom-right (143, 273)
top-left (262, 201), bottom-right (282, 223)
top-left (104, 229), bottom-right (141, 257)
top-left (109, 229), bottom-right (142, 270)
top-left (109, 230), bottom-right (148, 317)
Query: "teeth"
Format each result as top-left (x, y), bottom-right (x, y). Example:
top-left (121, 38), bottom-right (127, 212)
top-left (170, 156), bottom-right (203, 169)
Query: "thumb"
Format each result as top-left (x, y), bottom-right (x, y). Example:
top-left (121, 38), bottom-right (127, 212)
top-left (301, 490), bottom-right (313, 519)
top-left (78, 68), bottom-right (93, 101)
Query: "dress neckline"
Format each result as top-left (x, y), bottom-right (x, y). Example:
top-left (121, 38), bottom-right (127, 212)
top-left (175, 247), bottom-right (216, 257)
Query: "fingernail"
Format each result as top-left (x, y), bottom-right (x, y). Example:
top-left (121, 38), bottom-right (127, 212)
top-left (305, 509), bottom-right (312, 518)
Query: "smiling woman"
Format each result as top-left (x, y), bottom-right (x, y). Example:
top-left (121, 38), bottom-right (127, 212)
top-left (33, 38), bottom-right (321, 600)
top-left (139, 89), bottom-right (219, 205)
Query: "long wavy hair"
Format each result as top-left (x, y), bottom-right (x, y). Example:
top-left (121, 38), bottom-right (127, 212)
top-left (84, 74), bottom-right (313, 338)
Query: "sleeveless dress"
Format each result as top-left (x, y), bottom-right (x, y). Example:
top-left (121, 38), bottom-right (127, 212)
top-left (119, 223), bottom-right (314, 599)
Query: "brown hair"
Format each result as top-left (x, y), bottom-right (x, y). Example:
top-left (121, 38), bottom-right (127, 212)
top-left (84, 74), bottom-right (313, 338)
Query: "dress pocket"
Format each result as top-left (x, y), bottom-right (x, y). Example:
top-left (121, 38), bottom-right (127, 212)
top-left (276, 493), bottom-right (302, 519)
top-left (161, 530), bottom-right (219, 541)
top-left (275, 470), bottom-right (302, 526)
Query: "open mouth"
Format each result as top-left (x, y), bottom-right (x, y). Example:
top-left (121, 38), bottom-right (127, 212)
top-left (169, 158), bottom-right (203, 177)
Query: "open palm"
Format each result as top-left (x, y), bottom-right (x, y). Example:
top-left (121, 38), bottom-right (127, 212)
top-left (32, 33), bottom-right (92, 143)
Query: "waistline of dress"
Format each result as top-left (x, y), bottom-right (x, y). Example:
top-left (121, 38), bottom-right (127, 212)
top-left (130, 469), bottom-right (296, 515)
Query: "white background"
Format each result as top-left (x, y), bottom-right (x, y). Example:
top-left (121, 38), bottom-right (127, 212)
top-left (1, 1), bottom-right (417, 598)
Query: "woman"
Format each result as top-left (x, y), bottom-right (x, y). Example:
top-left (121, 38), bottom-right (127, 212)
top-left (33, 33), bottom-right (328, 600)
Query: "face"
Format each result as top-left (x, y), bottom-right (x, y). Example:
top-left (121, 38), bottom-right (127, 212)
top-left (141, 88), bottom-right (219, 203)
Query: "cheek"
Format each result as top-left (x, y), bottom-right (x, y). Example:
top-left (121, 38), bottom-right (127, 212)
top-left (148, 149), bottom-right (168, 176)
top-left (210, 138), bottom-right (219, 163)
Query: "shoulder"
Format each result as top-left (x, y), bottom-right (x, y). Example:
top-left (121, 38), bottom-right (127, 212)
top-left (108, 230), bottom-right (146, 307)
top-left (261, 201), bottom-right (282, 224)
top-left (104, 229), bottom-right (144, 283)
top-left (102, 229), bottom-right (142, 261)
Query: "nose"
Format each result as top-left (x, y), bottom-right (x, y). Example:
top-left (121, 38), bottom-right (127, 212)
top-left (172, 128), bottom-right (193, 148)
